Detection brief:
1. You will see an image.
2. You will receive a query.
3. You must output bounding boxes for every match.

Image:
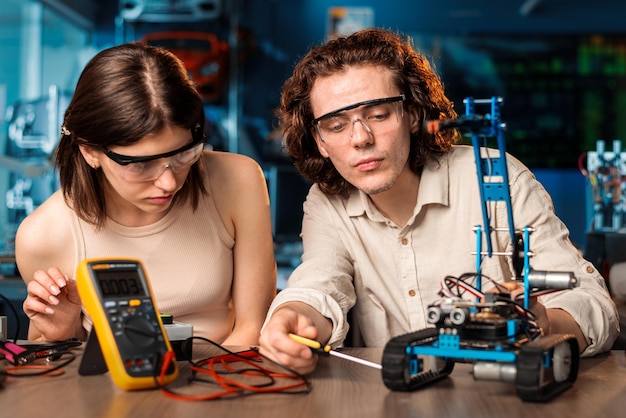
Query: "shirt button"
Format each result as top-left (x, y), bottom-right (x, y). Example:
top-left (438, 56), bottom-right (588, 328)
top-left (401, 237), bottom-right (409, 245)
top-left (408, 289), bottom-right (416, 297)
top-left (586, 265), bottom-right (595, 274)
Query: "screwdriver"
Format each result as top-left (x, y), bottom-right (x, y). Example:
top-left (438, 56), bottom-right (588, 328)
top-left (288, 333), bottom-right (382, 370)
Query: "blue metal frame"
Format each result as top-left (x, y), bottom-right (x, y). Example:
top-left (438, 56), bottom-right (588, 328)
top-left (406, 97), bottom-right (535, 366)
top-left (466, 97), bottom-right (516, 258)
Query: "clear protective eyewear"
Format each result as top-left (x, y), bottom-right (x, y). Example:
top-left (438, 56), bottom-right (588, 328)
top-left (312, 94), bottom-right (405, 143)
top-left (103, 136), bottom-right (206, 182)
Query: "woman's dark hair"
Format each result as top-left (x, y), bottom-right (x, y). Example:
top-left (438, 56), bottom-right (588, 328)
top-left (277, 27), bottom-right (460, 196)
top-left (56, 42), bottom-right (207, 227)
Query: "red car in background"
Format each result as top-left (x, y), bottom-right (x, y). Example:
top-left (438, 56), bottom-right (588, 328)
top-left (140, 31), bottom-right (229, 103)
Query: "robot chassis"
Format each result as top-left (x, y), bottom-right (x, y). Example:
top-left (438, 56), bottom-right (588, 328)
top-left (381, 97), bottom-right (580, 402)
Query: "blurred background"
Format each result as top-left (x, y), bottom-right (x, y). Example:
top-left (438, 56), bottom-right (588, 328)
top-left (2, 0), bottom-right (626, 339)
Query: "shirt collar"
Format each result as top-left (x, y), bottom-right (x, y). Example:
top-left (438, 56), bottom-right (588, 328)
top-left (344, 152), bottom-right (452, 222)
top-left (417, 154), bottom-right (450, 209)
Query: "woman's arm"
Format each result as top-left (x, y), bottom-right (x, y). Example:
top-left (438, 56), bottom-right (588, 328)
top-left (15, 192), bottom-right (85, 341)
top-left (210, 153), bottom-right (277, 346)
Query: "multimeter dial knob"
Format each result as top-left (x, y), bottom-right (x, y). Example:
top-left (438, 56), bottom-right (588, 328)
top-left (123, 316), bottom-right (158, 347)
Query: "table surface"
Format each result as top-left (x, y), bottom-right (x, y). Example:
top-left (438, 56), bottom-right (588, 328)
top-left (1, 343), bottom-right (625, 418)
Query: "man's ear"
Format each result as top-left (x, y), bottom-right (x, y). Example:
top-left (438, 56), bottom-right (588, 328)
top-left (312, 128), bottom-right (330, 158)
top-left (408, 106), bottom-right (422, 135)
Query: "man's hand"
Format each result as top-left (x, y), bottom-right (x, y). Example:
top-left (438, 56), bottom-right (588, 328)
top-left (497, 281), bottom-right (587, 352)
top-left (259, 302), bottom-right (332, 374)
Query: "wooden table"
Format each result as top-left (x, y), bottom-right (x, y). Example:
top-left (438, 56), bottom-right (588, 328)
top-left (1, 345), bottom-right (625, 418)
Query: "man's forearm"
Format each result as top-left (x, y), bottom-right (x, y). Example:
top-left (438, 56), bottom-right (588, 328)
top-left (546, 308), bottom-right (588, 353)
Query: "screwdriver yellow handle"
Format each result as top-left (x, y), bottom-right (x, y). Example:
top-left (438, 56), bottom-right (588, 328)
top-left (288, 333), bottom-right (331, 353)
top-left (289, 333), bottom-right (382, 369)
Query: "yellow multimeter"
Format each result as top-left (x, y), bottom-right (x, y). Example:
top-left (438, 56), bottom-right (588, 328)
top-left (76, 258), bottom-right (178, 390)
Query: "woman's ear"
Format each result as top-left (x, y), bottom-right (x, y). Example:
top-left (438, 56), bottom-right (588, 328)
top-left (78, 144), bottom-right (101, 169)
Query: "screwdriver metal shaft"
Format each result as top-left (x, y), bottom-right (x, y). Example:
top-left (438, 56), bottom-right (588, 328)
top-left (289, 333), bottom-right (382, 370)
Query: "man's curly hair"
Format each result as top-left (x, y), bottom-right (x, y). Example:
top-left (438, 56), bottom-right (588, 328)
top-left (276, 27), bottom-right (460, 196)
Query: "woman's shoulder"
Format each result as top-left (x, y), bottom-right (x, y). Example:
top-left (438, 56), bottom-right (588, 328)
top-left (198, 151), bottom-right (269, 236)
top-left (203, 150), bottom-right (262, 169)
top-left (202, 150), bottom-right (265, 184)
top-left (17, 191), bottom-right (71, 238)
top-left (15, 190), bottom-right (74, 267)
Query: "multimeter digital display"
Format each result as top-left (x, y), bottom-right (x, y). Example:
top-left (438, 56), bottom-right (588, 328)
top-left (94, 268), bottom-right (147, 298)
top-left (76, 258), bottom-right (178, 390)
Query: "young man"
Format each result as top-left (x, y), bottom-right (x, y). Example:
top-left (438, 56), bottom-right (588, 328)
top-left (259, 28), bottom-right (619, 373)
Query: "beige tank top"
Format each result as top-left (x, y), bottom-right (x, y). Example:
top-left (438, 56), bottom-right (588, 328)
top-left (68, 161), bottom-right (235, 342)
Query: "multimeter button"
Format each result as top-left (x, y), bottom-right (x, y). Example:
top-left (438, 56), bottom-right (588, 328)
top-left (104, 301), bottom-right (116, 308)
top-left (129, 299), bottom-right (141, 307)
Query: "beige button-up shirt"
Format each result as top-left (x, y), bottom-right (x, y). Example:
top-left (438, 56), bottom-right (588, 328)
top-left (266, 145), bottom-right (619, 356)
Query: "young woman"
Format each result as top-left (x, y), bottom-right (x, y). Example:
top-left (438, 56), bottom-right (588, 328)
top-left (16, 43), bottom-right (276, 346)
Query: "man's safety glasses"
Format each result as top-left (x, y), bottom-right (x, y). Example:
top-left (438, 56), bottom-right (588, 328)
top-left (312, 95), bottom-right (405, 143)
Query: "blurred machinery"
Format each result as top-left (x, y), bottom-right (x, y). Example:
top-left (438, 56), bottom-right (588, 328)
top-left (582, 139), bottom-right (626, 301)
top-left (583, 139), bottom-right (626, 231)
top-left (139, 31), bottom-right (230, 103)
top-left (116, 0), bottom-right (251, 157)
top-left (0, 86), bottom-right (67, 340)
top-left (118, 0), bottom-right (222, 23)
top-left (0, 85), bottom-right (69, 274)
top-left (120, 0), bottom-right (230, 104)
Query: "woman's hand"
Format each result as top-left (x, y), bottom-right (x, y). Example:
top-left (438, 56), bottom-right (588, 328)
top-left (23, 267), bottom-right (84, 341)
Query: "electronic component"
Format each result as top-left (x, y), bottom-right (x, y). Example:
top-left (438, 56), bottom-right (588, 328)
top-left (585, 139), bottom-right (626, 230)
top-left (163, 319), bottom-right (193, 360)
top-left (76, 258), bottom-right (178, 390)
top-left (0, 341), bottom-right (27, 364)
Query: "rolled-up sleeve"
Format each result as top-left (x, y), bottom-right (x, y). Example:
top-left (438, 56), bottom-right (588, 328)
top-left (262, 185), bottom-right (357, 347)
top-left (506, 157), bottom-right (620, 355)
